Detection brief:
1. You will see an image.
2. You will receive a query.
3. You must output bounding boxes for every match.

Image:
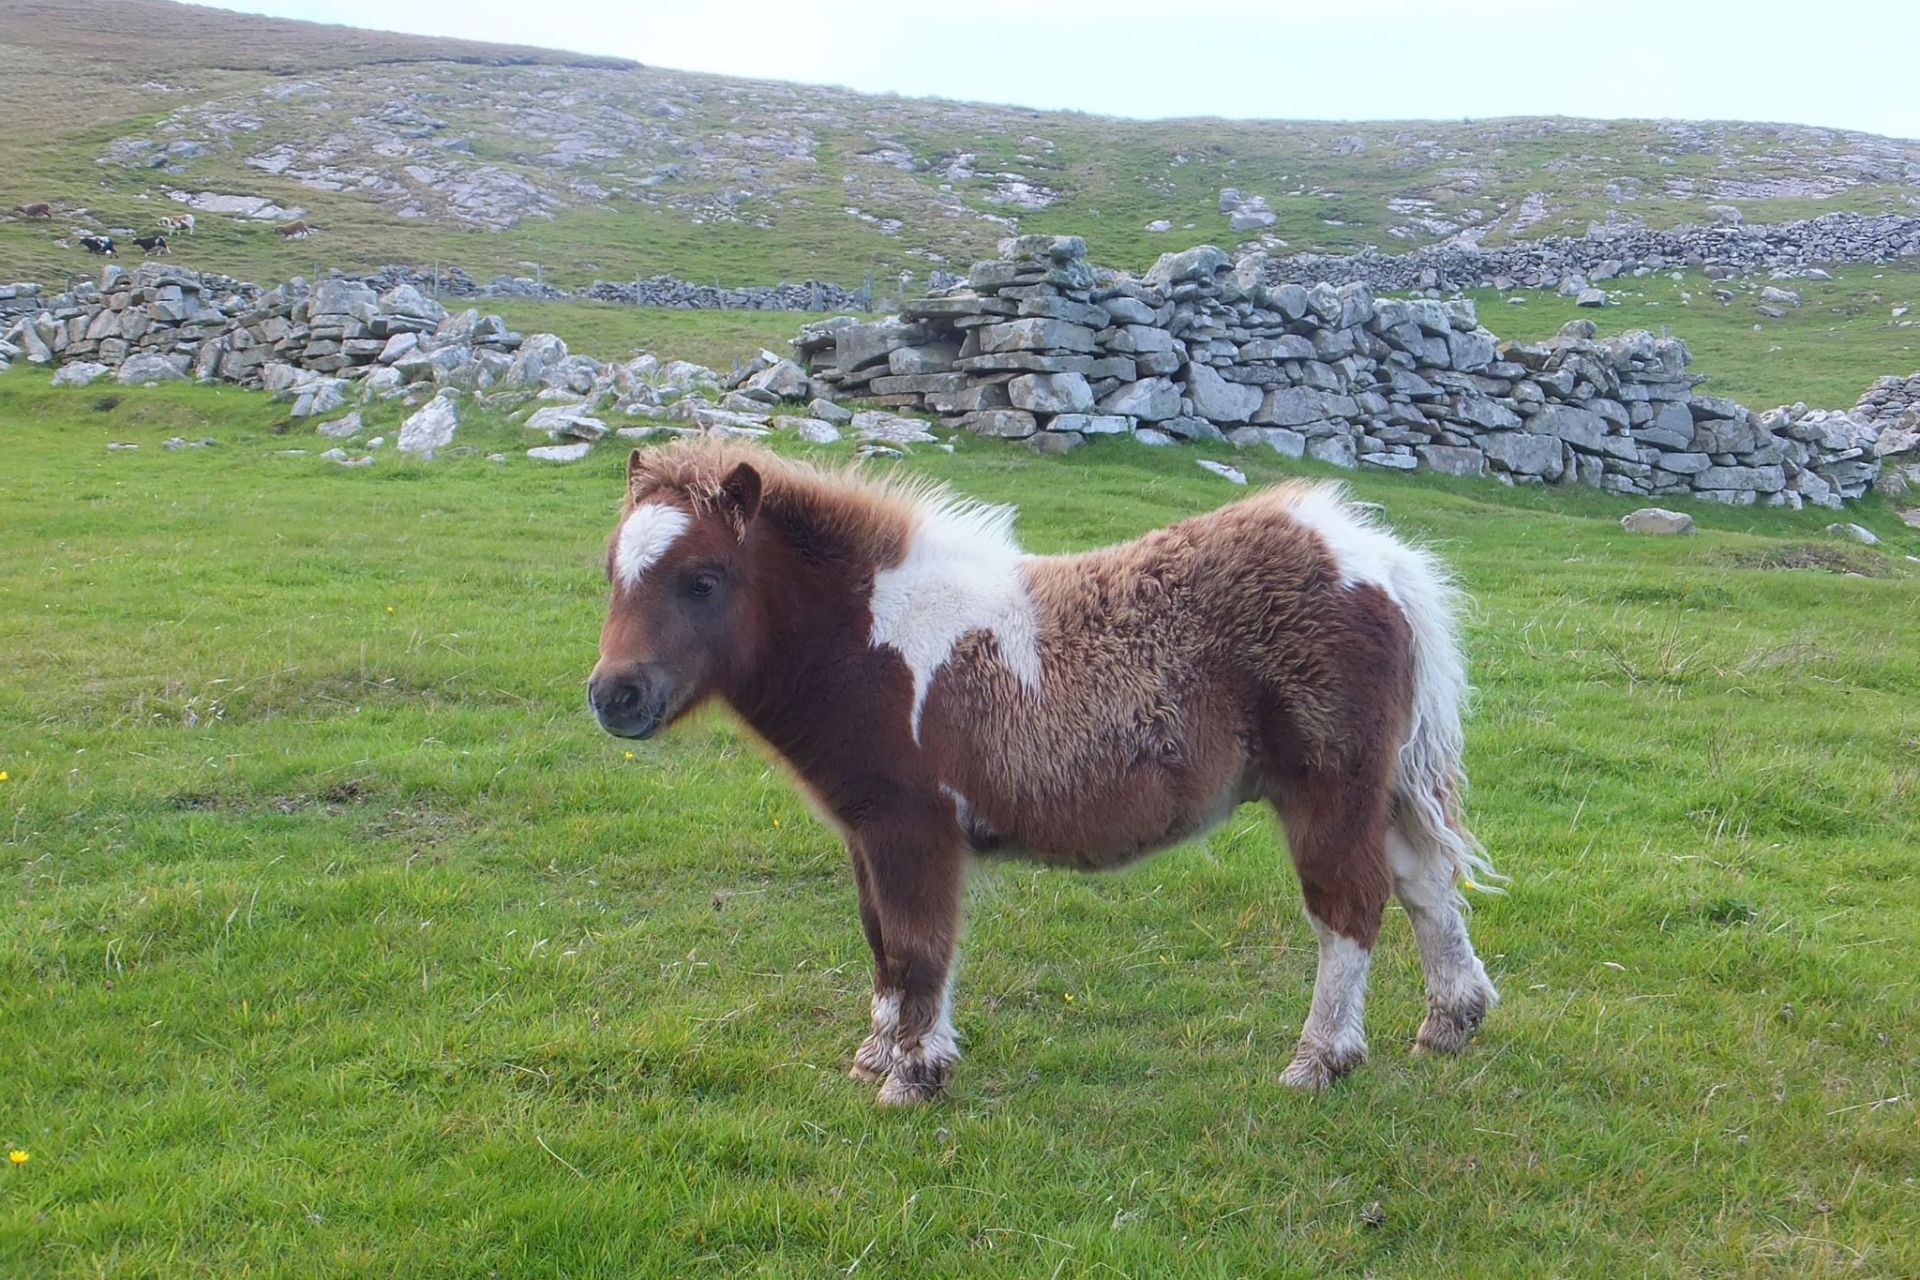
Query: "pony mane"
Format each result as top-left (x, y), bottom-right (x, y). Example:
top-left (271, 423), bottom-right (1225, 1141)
top-left (624, 438), bottom-right (1014, 566)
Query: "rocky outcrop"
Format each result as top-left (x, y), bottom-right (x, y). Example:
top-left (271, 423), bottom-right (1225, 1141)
top-left (793, 235), bottom-right (1887, 507)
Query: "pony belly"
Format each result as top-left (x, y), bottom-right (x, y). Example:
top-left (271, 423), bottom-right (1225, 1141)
top-left (952, 774), bottom-right (1252, 871)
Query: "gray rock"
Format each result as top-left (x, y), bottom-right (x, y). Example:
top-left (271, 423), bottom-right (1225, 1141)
top-left (528, 442), bottom-right (593, 463)
top-left (1145, 246), bottom-right (1230, 287)
top-left (116, 352), bottom-right (188, 384)
top-left (1008, 371), bottom-right (1095, 414)
top-left (1097, 377), bottom-right (1181, 422)
top-left (978, 318), bottom-right (1098, 355)
top-left (52, 361), bottom-right (111, 387)
top-left (1196, 458), bottom-right (1247, 484)
top-left (744, 358), bottom-right (811, 400)
top-left (1306, 434), bottom-right (1359, 468)
top-left (1256, 387), bottom-right (1358, 427)
top-left (1416, 444), bottom-right (1487, 477)
top-left (806, 397), bottom-right (853, 424)
top-left (958, 409), bottom-right (1039, 439)
top-left (1186, 362), bottom-right (1262, 424)
top-left (1481, 431), bottom-right (1565, 479)
top-left (1825, 522), bottom-right (1879, 545)
top-left (317, 410), bottom-right (364, 439)
top-left (1621, 508), bottom-right (1695, 534)
top-left (1028, 431), bottom-right (1085, 455)
top-left (398, 391), bottom-right (460, 456)
top-left (1049, 413), bottom-right (1132, 435)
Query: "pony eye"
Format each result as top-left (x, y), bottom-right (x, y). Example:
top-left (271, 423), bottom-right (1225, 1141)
top-left (687, 572), bottom-right (719, 599)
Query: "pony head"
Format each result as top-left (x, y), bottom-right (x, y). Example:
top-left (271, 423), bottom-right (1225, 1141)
top-left (589, 448), bottom-right (765, 739)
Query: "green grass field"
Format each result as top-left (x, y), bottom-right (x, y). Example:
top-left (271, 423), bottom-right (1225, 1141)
top-left (2, 366), bottom-right (1917, 1277)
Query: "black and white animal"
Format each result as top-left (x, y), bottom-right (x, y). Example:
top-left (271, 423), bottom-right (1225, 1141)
top-left (79, 235), bottom-right (116, 257)
top-left (132, 234), bottom-right (169, 256)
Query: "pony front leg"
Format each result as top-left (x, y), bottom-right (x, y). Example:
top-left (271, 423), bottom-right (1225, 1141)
top-left (847, 848), bottom-right (898, 1083)
top-left (855, 803), bottom-right (966, 1106)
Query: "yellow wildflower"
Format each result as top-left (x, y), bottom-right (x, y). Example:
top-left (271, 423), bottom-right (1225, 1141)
top-left (623, 751), bottom-right (635, 760)
top-left (7, 1150), bottom-right (27, 1165)
top-left (0, 770), bottom-right (9, 782)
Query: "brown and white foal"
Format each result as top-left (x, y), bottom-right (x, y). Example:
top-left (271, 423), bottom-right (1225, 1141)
top-left (591, 441), bottom-right (1499, 1104)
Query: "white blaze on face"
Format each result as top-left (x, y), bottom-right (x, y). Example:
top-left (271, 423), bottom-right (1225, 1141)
top-left (868, 497), bottom-right (1042, 740)
top-left (614, 503), bottom-right (692, 589)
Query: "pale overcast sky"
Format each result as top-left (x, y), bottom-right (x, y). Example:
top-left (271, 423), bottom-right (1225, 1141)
top-left (200, 0), bottom-right (1917, 139)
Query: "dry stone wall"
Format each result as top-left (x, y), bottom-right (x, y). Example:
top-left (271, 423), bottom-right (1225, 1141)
top-left (793, 236), bottom-right (1886, 508)
top-left (1266, 211), bottom-right (1920, 295)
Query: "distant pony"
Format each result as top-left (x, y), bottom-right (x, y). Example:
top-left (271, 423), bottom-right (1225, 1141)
top-left (275, 219), bottom-right (311, 239)
top-left (159, 213), bottom-right (195, 236)
top-left (590, 442), bottom-right (1500, 1105)
top-left (79, 234), bottom-right (115, 257)
top-left (13, 202), bottom-right (53, 219)
top-left (133, 234), bottom-right (169, 256)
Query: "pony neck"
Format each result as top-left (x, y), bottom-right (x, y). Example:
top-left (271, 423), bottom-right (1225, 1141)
top-left (719, 492), bottom-right (899, 771)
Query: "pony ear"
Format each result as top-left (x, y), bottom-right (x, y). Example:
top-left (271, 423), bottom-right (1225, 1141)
top-left (627, 449), bottom-right (646, 485)
top-left (718, 462), bottom-right (762, 529)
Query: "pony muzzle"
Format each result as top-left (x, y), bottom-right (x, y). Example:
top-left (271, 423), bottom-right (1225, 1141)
top-left (588, 665), bottom-right (671, 740)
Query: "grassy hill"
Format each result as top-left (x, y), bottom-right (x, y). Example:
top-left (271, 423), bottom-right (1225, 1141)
top-left (1, 370), bottom-right (1916, 1277)
top-left (3, 0), bottom-right (1920, 289)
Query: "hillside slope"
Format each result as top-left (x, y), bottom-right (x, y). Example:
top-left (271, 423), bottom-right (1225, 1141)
top-left (2, 0), bottom-right (1918, 288)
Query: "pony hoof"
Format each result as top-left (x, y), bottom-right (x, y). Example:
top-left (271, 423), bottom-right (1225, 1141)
top-left (1413, 1013), bottom-right (1482, 1051)
top-left (1413, 998), bottom-right (1488, 1055)
top-left (876, 1054), bottom-right (954, 1106)
top-left (850, 1033), bottom-right (894, 1083)
top-left (1280, 1043), bottom-right (1365, 1093)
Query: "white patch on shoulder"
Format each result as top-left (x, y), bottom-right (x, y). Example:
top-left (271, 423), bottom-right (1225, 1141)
top-left (615, 503), bottom-right (691, 588)
top-left (869, 496), bottom-right (1041, 739)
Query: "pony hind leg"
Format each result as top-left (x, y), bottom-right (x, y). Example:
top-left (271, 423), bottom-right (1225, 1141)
top-left (1270, 774), bottom-right (1394, 1092)
top-left (1387, 806), bottom-right (1498, 1054)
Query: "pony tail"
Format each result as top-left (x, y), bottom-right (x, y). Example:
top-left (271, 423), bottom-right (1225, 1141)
top-left (1387, 538), bottom-right (1504, 900)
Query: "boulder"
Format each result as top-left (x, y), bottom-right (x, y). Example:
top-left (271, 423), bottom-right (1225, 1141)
top-left (1145, 246), bottom-right (1230, 288)
top-left (116, 352), bottom-right (188, 384)
top-left (51, 361), bottom-right (111, 388)
top-left (807, 397), bottom-right (853, 424)
top-left (744, 358), bottom-right (811, 400)
top-left (317, 410), bottom-right (364, 439)
top-left (1620, 508), bottom-right (1695, 535)
top-left (398, 391), bottom-right (460, 456)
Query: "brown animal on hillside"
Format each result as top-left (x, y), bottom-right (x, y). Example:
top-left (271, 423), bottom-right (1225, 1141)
top-left (589, 442), bottom-right (1501, 1105)
top-left (159, 213), bottom-right (195, 236)
top-left (13, 202), bottom-right (53, 219)
top-left (275, 219), bottom-right (311, 239)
